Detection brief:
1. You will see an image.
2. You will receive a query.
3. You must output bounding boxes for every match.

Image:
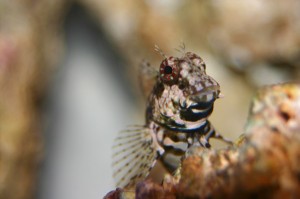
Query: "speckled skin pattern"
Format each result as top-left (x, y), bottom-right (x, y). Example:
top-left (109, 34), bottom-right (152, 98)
top-left (147, 52), bottom-right (220, 131)
top-left (145, 52), bottom-right (226, 172)
top-left (112, 51), bottom-right (229, 188)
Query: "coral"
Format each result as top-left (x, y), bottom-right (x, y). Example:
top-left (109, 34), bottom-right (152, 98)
top-left (104, 83), bottom-right (300, 199)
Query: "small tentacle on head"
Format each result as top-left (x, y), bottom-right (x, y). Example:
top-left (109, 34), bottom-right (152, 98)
top-left (175, 42), bottom-right (186, 56)
top-left (154, 44), bottom-right (167, 58)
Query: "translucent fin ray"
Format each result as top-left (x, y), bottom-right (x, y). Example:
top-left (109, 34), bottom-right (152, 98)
top-left (112, 126), bottom-right (158, 188)
top-left (112, 142), bottom-right (144, 157)
top-left (138, 60), bottom-right (159, 99)
top-left (112, 137), bottom-right (142, 148)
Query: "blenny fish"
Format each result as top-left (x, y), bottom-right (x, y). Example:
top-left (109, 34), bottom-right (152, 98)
top-left (112, 46), bottom-right (231, 188)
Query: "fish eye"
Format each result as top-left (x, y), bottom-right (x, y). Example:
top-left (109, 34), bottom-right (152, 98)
top-left (164, 65), bottom-right (173, 74)
top-left (159, 58), bottom-right (179, 84)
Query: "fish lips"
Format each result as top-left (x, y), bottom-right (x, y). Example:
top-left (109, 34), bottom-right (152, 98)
top-left (186, 87), bottom-right (220, 108)
top-left (179, 88), bottom-right (219, 121)
top-left (179, 101), bottom-right (214, 122)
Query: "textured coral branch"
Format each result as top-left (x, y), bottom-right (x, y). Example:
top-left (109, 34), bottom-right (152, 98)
top-left (104, 83), bottom-right (300, 199)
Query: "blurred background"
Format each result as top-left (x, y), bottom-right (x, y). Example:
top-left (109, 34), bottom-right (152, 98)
top-left (0, 1), bottom-right (299, 199)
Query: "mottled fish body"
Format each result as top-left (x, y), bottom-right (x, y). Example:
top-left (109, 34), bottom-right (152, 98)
top-left (113, 47), bottom-right (231, 188)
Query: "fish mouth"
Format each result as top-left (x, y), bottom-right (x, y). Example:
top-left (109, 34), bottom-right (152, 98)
top-left (178, 86), bottom-right (220, 122)
top-left (181, 85), bottom-right (220, 109)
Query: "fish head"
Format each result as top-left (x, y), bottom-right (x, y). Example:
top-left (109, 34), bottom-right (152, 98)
top-left (149, 52), bottom-right (221, 131)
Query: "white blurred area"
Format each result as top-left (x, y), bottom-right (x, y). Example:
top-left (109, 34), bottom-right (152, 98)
top-left (37, 5), bottom-right (138, 199)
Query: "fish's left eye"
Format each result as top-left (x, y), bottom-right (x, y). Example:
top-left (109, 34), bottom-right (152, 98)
top-left (160, 58), bottom-right (179, 84)
top-left (164, 65), bottom-right (173, 74)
